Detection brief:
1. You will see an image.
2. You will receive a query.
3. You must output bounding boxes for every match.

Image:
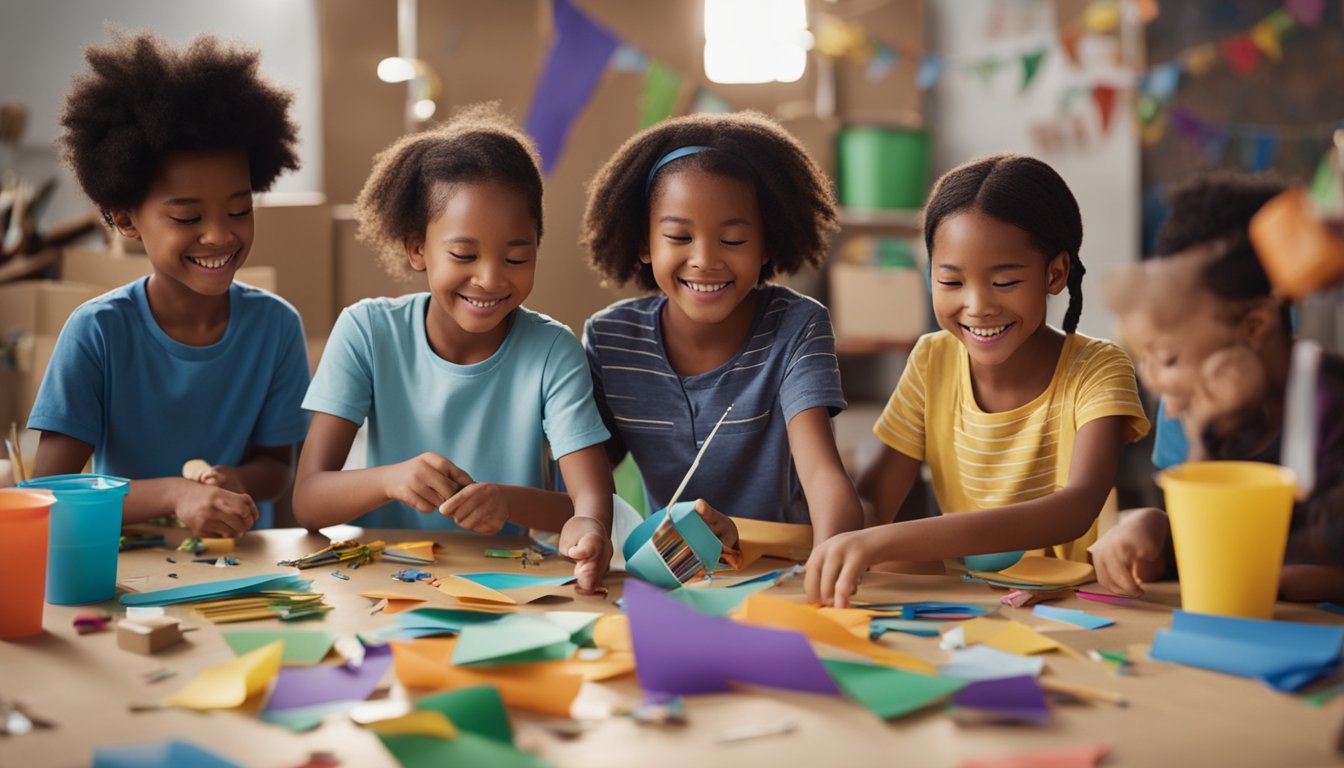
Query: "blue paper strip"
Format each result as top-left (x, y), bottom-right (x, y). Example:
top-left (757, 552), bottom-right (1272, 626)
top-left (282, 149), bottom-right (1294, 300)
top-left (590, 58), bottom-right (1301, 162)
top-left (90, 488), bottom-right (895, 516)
top-left (1149, 610), bottom-right (1344, 692)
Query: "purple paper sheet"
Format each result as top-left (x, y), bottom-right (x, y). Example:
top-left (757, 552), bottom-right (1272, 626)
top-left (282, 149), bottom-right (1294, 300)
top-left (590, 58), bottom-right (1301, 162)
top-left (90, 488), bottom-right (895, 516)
top-left (524, 0), bottom-right (619, 174)
top-left (264, 644), bottom-right (393, 712)
top-left (624, 579), bottom-right (839, 696)
top-left (952, 675), bottom-right (1051, 724)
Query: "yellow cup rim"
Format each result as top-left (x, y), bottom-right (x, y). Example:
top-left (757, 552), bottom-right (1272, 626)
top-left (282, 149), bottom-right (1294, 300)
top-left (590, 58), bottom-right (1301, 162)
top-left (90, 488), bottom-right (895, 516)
top-left (1156, 460), bottom-right (1296, 490)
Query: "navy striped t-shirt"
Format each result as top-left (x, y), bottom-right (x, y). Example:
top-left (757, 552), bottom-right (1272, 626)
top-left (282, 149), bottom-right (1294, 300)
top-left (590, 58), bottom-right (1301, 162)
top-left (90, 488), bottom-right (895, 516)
top-left (583, 285), bottom-right (846, 523)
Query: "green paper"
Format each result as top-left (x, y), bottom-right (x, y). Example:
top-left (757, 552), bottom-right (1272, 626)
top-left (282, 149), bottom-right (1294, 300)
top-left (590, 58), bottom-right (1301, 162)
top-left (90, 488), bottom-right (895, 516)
top-left (259, 700), bottom-right (355, 731)
top-left (1020, 49), bottom-right (1047, 91)
top-left (377, 732), bottom-right (551, 768)
top-left (823, 659), bottom-right (966, 720)
top-left (223, 630), bottom-right (336, 666)
top-left (416, 685), bottom-right (513, 744)
top-left (640, 59), bottom-right (681, 129)
top-left (667, 579), bottom-right (775, 617)
top-left (1308, 150), bottom-right (1342, 210)
top-left (451, 615), bottom-right (575, 666)
top-left (542, 611), bottom-right (603, 646)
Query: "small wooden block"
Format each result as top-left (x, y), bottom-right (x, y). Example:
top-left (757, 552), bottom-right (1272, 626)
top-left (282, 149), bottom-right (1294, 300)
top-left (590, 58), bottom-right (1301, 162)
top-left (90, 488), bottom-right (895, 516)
top-left (116, 617), bottom-right (185, 654)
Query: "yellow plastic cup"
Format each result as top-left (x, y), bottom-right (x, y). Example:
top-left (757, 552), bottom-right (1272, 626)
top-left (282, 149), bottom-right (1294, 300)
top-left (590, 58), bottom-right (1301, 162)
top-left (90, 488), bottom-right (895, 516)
top-left (1157, 461), bottom-right (1296, 619)
top-left (0, 489), bottom-right (56, 639)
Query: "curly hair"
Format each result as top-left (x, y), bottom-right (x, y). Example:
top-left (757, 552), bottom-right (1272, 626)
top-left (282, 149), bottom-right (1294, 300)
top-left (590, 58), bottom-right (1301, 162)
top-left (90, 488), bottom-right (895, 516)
top-left (353, 103), bottom-right (543, 282)
top-left (59, 30), bottom-right (299, 224)
top-left (582, 111), bottom-right (837, 291)
top-left (923, 154), bottom-right (1087, 333)
top-left (1154, 171), bottom-right (1287, 307)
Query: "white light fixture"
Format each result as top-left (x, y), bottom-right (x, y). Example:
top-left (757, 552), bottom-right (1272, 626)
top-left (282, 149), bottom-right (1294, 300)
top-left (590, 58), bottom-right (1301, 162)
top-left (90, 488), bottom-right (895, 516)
top-left (377, 56), bottom-right (417, 83)
top-left (704, 0), bottom-right (810, 84)
top-left (379, 0), bottom-right (441, 128)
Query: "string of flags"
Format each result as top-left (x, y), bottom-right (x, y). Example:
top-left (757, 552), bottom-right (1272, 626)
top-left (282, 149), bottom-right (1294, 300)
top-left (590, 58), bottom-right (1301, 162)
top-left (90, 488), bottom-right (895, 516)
top-left (521, 0), bottom-right (1340, 175)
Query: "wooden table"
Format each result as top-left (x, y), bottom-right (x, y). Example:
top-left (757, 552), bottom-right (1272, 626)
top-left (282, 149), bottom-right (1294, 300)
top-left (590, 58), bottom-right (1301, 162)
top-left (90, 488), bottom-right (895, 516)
top-left (1, 526), bottom-right (1341, 768)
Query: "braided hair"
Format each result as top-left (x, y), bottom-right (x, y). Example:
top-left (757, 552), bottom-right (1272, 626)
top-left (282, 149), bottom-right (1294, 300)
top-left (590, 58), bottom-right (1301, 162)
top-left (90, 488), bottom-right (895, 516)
top-left (923, 154), bottom-right (1086, 333)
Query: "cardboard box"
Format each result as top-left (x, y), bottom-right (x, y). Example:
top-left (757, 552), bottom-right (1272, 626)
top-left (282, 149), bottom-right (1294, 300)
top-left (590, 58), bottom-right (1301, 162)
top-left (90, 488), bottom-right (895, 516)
top-left (0, 280), bottom-right (107, 425)
top-left (251, 193), bottom-right (335, 336)
top-left (829, 262), bottom-right (930, 345)
top-left (115, 617), bottom-right (185, 654)
top-left (332, 206), bottom-right (421, 314)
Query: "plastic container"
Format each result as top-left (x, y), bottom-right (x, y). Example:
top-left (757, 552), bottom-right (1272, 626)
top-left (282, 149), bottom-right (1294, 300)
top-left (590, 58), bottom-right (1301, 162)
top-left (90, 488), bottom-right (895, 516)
top-left (1157, 461), bottom-right (1295, 619)
top-left (0, 489), bottom-right (56, 639)
top-left (837, 126), bottom-right (931, 210)
top-left (19, 474), bottom-right (130, 605)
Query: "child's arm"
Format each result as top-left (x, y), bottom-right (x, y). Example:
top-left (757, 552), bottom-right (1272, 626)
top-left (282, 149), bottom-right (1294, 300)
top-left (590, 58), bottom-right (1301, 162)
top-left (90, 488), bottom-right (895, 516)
top-left (555, 444), bottom-right (616, 594)
top-left (787, 407), bottom-right (862, 543)
top-left (856, 444), bottom-right (923, 528)
top-left (32, 430), bottom-right (258, 537)
top-left (805, 415), bottom-right (1126, 607)
top-left (292, 413), bottom-right (473, 530)
top-left (198, 445), bottom-right (294, 501)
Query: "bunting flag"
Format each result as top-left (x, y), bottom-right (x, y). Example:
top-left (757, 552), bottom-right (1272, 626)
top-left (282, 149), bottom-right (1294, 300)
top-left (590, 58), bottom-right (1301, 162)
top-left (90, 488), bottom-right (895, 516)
top-left (866, 44), bottom-right (898, 83)
top-left (970, 58), bottom-right (1000, 87)
top-left (689, 88), bottom-right (732, 115)
top-left (1285, 0), bottom-right (1325, 26)
top-left (640, 60), bottom-right (681, 129)
top-left (916, 54), bottom-right (944, 91)
top-left (1182, 43), bottom-right (1220, 76)
top-left (1170, 106), bottom-right (1231, 162)
top-left (1058, 25), bottom-right (1083, 65)
top-left (1091, 84), bottom-right (1119, 135)
top-left (1250, 18), bottom-right (1283, 60)
top-left (524, 0), bottom-right (620, 175)
top-left (1244, 130), bottom-right (1280, 172)
top-left (1220, 35), bottom-right (1260, 75)
top-left (608, 44), bottom-right (647, 73)
top-left (1141, 61), bottom-right (1181, 103)
top-left (1020, 49), bottom-right (1047, 91)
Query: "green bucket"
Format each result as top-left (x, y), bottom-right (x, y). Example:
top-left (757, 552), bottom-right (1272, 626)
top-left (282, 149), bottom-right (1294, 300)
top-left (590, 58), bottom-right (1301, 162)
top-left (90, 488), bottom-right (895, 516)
top-left (837, 126), bottom-right (931, 210)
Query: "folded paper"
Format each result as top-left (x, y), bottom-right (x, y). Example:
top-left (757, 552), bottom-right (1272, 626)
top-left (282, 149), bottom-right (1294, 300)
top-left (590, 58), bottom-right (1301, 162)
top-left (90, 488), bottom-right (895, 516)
top-left (1149, 609), bottom-right (1344, 691)
top-left (623, 502), bottom-right (723, 588)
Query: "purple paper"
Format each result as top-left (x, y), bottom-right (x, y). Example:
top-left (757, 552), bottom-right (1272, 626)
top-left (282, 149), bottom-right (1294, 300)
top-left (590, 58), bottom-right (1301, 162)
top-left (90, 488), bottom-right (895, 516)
top-left (624, 579), bottom-right (839, 696)
top-left (264, 644), bottom-right (393, 712)
top-left (952, 675), bottom-right (1051, 724)
top-left (524, 0), bottom-right (619, 175)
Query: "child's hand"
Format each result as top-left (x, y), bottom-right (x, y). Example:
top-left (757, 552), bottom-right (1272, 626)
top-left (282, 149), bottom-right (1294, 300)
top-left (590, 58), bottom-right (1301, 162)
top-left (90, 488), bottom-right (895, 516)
top-left (383, 452), bottom-right (474, 513)
top-left (692, 499), bottom-right (739, 549)
top-left (438, 482), bottom-right (509, 534)
top-left (198, 465), bottom-right (246, 494)
top-left (560, 516), bottom-right (612, 595)
top-left (174, 481), bottom-right (258, 538)
top-left (1088, 507), bottom-right (1169, 598)
top-left (804, 529), bottom-right (879, 608)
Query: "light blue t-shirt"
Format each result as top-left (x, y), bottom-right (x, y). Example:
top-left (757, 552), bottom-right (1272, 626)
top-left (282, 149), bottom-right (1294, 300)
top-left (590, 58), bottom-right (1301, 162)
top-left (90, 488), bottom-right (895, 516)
top-left (28, 278), bottom-right (311, 527)
top-left (584, 285), bottom-right (846, 524)
top-left (1151, 400), bottom-right (1189, 469)
top-left (303, 295), bottom-right (610, 531)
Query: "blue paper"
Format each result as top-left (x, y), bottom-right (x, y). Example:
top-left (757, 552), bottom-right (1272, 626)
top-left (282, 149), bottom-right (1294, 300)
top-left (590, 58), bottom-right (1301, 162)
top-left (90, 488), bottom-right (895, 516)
top-left (1031, 604), bottom-right (1115, 630)
top-left (93, 740), bottom-right (241, 768)
top-left (1149, 610), bottom-right (1344, 692)
top-left (119, 573), bottom-right (310, 607)
top-left (623, 502), bottom-right (723, 588)
top-left (856, 601), bottom-right (991, 620)
top-left (375, 608), bottom-right (508, 641)
top-left (869, 618), bottom-right (940, 638)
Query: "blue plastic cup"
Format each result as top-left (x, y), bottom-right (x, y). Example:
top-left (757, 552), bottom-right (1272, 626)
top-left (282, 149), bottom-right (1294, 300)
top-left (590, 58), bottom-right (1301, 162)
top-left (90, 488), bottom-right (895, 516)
top-left (19, 474), bottom-right (130, 605)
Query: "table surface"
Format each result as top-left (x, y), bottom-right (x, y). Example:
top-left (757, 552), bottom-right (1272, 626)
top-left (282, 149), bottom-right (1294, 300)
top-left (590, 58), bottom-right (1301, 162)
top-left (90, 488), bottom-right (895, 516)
top-left (2, 525), bottom-right (1342, 768)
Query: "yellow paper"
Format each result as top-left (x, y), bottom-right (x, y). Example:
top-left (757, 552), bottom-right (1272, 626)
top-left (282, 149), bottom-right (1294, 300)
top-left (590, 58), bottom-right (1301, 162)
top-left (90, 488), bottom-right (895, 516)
top-left (366, 710), bottom-right (460, 739)
top-left (163, 640), bottom-right (282, 710)
top-left (955, 617), bottom-right (1006, 646)
top-left (389, 639), bottom-right (582, 717)
top-left (730, 517), bottom-right (812, 568)
top-left (737, 594), bottom-right (933, 673)
top-left (984, 621), bottom-right (1062, 655)
top-left (592, 614), bottom-right (632, 652)
top-left (436, 576), bottom-right (517, 605)
top-left (973, 556), bottom-right (1096, 587)
top-left (384, 541), bottom-right (441, 563)
top-left (817, 607), bottom-right (877, 639)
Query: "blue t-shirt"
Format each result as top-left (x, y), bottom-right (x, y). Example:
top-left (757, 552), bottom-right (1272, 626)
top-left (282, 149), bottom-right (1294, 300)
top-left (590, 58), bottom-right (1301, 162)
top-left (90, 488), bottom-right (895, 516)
top-left (1151, 400), bottom-right (1189, 469)
top-left (303, 295), bottom-right (610, 531)
top-left (28, 278), bottom-right (311, 526)
top-left (584, 285), bottom-right (846, 524)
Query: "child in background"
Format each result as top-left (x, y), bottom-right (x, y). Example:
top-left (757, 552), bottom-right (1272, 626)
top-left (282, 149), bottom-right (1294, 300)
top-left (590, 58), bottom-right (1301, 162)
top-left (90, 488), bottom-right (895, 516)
top-left (29, 32), bottom-right (311, 537)
top-left (293, 105), bottom-right (613, 592)
top-left (581, 111), bottom-right (863, 549)
top-left (1090, 172), bottom-right (1344, 601)
top-left (806, 154), bottom-right (1150, 608)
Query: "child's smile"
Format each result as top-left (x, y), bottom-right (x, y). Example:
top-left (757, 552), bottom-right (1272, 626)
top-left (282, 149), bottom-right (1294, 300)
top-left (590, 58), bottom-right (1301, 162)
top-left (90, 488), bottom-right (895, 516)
top-left (962, 322), bottom-right (1015, 343)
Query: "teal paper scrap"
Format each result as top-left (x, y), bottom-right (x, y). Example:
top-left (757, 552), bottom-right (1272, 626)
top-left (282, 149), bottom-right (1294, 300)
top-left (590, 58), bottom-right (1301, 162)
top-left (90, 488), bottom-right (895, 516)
top-left (1031, 604), bottom-right (1115, 630)
top-left (1149, 609), bottom-right (1344, 692)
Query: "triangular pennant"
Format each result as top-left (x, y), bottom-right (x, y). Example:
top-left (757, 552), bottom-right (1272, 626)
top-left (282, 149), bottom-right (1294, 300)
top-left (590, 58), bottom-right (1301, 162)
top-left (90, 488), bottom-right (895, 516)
top-left (1220, 35), bottom-right (1259, 75)
top-left (1021, 49), bottom-right (1048, 91)
top-left (1247, 131), bottom-right (1279, 173)
top-left (1182, 43), bottom-right (1219, 76)
top-left (1092, 84), bottom-right (1119, 135)
top-left (1285, 0), bottom-right (1325, 26)
top-left (971, 58), bottom-right (1000, 87)
top-left (1058, 25), bottom-right (1083, 66)
top-left (866, 44), bottom-right (898, 83)
top-left (1137, 0), bottom-right (1160, 23)
top-left (640, 59), bottom-right (681, 129)
top-left (1249, 19), bottom-right (1283, 60)
top-left (608, 44), bottom-right (647, 73)
top-left (1084, 0), bottom-right (1121, 34)
top-left (689, 87), bottom-right (732, 114)
top-left (1266, 8), bottom-right (1296, 34)
top-left (1141, 61), bottom-right (1181, 103)
top-left (916, 54), bottom-right (944, 90)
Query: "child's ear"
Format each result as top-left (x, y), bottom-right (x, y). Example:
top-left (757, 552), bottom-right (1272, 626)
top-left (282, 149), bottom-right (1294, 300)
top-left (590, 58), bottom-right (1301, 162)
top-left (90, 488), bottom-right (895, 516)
top-left (1046, 250), bottom-right (1070, 295)
top-left (1240, 298), bottom-right (1285, 351)
top-left (108, 210), bottom-right (140, 240)
top-left (405, 239), bottom-right (427, 272)
top-left (639, 241), bottom-right (651, 265)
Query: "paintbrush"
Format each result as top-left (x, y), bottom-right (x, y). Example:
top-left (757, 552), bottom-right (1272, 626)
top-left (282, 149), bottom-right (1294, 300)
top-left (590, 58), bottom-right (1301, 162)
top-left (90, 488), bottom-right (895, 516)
top-left (664, 403), bottom-right (733, 510)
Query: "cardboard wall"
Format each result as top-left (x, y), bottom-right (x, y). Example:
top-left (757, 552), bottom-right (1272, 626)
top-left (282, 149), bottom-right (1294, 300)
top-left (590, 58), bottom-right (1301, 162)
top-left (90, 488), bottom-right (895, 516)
top-left (320, 0), bottom-right (924, 335)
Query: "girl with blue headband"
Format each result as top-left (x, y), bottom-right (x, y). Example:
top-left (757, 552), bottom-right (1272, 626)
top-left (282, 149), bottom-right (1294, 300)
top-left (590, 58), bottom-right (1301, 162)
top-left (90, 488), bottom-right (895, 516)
top-left (581, 111), bottom-right (863, 552)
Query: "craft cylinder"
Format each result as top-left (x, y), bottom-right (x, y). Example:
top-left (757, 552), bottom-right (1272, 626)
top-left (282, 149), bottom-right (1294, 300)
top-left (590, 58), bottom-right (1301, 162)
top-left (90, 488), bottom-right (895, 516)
top-left (0, 489), bottom-right (55, 639)
top-left (1158, 461), bottom-right (1295, 620)
top-left (19, 474), bottom-right (130, 605)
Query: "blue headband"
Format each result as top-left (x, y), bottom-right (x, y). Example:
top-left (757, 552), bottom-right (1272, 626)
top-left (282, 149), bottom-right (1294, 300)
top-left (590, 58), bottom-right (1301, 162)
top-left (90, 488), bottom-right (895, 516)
top-left (644, 145), bottom-right (710, 198)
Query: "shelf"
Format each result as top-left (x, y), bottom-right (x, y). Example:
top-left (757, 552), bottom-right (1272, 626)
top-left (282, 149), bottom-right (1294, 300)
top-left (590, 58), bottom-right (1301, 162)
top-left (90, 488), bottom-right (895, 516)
top-left (836, 207), bottom-right (923, 233)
